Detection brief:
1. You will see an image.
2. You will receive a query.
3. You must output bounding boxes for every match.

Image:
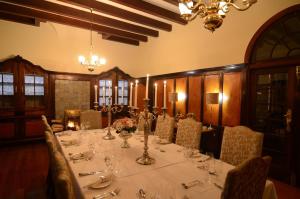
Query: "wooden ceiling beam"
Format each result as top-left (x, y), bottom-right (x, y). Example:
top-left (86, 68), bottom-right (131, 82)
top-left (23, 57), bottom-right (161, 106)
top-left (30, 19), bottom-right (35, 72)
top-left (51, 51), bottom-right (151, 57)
top-left (59, 0), bottom-right (172, 31)
top-left (101, 34), bottom-right (139, 46)
top-left (163, 0), bottom-right (179, 6)
top-left (0, 12), bottom-right (39, 26)
top-left (2, 0), bottom-right (158, 37)
top-left (0, 2), bottom-right (148, 42)
top-left (109, 0), bottom-right (186, 25)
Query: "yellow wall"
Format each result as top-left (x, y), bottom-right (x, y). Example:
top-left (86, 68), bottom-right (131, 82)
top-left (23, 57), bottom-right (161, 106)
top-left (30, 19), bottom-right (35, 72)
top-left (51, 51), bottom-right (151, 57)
top-left (0, 0), bottom-right (299, 77)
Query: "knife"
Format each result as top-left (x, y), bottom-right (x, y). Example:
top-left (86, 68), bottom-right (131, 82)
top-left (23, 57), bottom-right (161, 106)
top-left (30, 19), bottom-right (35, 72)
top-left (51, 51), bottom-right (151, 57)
top-left (78, 170), bottom-right (103, 176)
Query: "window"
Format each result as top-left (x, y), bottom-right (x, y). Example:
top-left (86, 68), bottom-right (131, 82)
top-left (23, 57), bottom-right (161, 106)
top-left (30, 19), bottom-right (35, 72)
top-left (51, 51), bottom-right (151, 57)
top-left (24, 74), bottom-right (45, 108)
top-left (99, 79), bottom-right (112, 105)
top-left (0, 73), bottom-right (14, 96)
top-left (118, 80), bottom-right (128, 105)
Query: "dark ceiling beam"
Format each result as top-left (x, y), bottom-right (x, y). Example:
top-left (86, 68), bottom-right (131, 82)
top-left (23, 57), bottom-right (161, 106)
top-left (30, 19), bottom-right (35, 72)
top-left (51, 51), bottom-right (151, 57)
top-left (2, 0), bottom-right (158, 37)
top-left (109, 0), bottom-right (186, 25)
top-left (0, 12), bottom-right (39, 26)
top-left (59, 0), bottom-right (172, 31)
top-left (101, 34), bottom-right (139, 46)
top-left (163, 0), bottom-right (179, 6)
top-left (0, 2), bottom-right (148, 42)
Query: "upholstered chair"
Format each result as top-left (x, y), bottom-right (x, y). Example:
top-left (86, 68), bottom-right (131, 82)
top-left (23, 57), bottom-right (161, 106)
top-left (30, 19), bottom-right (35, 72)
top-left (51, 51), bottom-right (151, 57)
top-left (80, 110), bottom-right (102, 130)
top-left (52, 151), bottom-right (76, 199)
top-left (154, 114), bottom-right (175, 142)
top-left (42, 115), bottom-right (52, 132)
top-left (175, 117), bottom-right (202, 149)
top-left (45, 130), bottom-right (58, 153)
top-left (221, 156), bottom-right (272, 199)
top-left (220, 126), bottom-right (264, 166)
top-left (137, 111), bottom-right (153, 132)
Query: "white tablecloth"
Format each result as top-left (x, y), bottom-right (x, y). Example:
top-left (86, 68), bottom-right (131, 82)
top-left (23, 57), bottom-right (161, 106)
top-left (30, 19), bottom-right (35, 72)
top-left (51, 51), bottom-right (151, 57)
top-left (55, 129), bottom-right (278, 199)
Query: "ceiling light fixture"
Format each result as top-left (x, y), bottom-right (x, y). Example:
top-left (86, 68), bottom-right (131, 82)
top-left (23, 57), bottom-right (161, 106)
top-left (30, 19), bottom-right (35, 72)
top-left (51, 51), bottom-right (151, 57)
top-left (78, 8), bottom-right (106, 72)
top-left (178, 0), bottom-right (257, 32)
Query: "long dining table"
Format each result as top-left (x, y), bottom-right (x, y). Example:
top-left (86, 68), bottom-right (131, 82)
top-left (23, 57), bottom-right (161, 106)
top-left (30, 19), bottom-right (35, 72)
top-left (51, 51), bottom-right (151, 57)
top-left (55, 129), bottom-right (278, 199)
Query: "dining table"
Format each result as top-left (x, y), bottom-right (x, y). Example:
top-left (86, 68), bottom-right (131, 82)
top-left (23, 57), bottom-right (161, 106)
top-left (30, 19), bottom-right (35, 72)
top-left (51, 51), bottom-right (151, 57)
top-left (55, 129), bottom-right (278, 199)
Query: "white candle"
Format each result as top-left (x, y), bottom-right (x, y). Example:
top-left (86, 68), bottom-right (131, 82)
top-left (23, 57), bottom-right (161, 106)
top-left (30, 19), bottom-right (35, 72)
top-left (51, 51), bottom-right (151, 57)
top-left (145, 74), bottom-right (149, 99)
top-left (129, 82), bottom-right (133, 107)
top-left (163, 80), bottom-right (167, 108)
top-left (134, 80), bottom-right (138, 107)
top-left (94, 85), bottom-right (98, 103)
top-left (121, 83), bottom-right (124, 104)
top-left (108, 85), bottom-right (111, 105)
top-left (115, 86), bottom-right (118, 104)
top-left (102, 86), bottom-right (105, 105)
top-left (154, 83), bottom-right (157, 107)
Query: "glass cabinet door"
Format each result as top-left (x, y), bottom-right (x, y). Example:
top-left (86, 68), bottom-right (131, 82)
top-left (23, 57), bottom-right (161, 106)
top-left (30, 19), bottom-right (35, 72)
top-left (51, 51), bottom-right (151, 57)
top-left (0, 72), bottom-right (15, 108)
top-left (24, 74), bottom-right (45, 108)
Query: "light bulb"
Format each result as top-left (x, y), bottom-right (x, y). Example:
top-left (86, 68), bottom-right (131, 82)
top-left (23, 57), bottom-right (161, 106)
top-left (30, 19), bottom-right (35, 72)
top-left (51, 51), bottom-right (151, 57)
top-left (78, 55), bottom-right (85, 64)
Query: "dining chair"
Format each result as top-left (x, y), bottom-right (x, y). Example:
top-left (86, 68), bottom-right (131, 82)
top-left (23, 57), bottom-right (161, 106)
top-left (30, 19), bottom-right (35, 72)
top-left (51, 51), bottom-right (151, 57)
top-left (80, 110), bottom-right (102, 130)
top-left (137, 111), bottom-right (153, 132)
top-left (221, 156), bottom-right (272, 199)
top-left (42, 115), bottom-right (52, 132)
top-left (52, 151), bottom-right (76, 199)
top-left (154, 114), bottom-right (175, 142)
top-left (175, 116), bottom-right (202, 149)
top-left (220, 126), bottom-right (264, 166)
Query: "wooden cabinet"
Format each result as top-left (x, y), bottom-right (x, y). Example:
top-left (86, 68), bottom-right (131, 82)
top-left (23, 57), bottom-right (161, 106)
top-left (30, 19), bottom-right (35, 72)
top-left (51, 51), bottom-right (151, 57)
top-left (249, 66), bottom-right (296, 182)
top-left (0, 56), bottom-right (49, 143)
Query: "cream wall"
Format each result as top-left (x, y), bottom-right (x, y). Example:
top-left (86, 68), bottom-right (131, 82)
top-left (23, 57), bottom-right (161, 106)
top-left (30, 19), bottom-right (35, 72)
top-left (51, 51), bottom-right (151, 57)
top-left (0, 0), bottom-right (299, 77)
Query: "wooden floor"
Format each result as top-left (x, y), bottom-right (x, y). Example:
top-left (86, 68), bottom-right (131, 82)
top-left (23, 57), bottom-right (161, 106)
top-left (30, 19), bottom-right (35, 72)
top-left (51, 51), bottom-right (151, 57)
top-left (0, 142), bottom-right (300, 199)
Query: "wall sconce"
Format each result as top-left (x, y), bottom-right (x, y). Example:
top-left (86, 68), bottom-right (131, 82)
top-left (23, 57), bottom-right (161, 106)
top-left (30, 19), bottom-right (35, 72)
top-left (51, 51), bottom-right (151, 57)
top-left (219, 92), bottom-right (229, 102)
top-left (206, 93), bottom-right (219, 130)
top-left (178, 92), bottom-right (186, 101)
top-left (168, 92), bottom-right (178, 103)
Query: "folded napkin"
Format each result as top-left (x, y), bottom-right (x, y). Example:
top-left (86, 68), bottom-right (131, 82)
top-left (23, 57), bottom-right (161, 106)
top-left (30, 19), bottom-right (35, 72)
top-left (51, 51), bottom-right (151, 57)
top-left (61, 139), bottom-right (80, 146)
top-left (69, 151), bottom-right (93, 160)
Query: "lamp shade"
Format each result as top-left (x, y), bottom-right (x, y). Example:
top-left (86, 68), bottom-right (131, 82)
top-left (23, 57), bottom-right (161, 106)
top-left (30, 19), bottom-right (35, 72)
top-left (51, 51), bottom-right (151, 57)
top-left (206, 93), bottom-right (219, 104)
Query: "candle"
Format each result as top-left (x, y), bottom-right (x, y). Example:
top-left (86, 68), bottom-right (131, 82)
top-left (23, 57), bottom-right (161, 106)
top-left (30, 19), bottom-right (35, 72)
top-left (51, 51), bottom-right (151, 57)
top-left (94, 85), bottom-right (98, 103)
top-left (145, 74), bottom-right (149, 99)
top-left (163, 80), bottom-right (167, 108)
top-left (121, 83), bottom-right (124, 104)
top-left (135, 80), bottom-right (138, 107)
top-left (129, 82), bottom-right (133, 107)
top-left (102, 86), bottom-right (105, 105)
top-left (115, 86), bottom-right (118, 104)
top-left (154, 83), bottom-right (157, 107)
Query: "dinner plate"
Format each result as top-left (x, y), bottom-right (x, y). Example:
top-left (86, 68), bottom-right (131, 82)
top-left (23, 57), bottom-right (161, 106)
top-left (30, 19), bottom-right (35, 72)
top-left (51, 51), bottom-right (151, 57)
top-left (88, 177), bottom-right (112, 189)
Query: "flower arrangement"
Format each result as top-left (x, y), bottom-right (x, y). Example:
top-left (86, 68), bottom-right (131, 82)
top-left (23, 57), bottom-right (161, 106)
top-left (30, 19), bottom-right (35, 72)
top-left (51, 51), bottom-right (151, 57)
top-left (113, 117), bottom-right (137, 133)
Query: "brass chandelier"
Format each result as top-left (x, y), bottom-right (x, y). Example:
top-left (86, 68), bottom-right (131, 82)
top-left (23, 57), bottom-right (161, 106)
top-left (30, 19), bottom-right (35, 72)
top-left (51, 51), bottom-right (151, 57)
top-left (178, 0), bottom-right (257, 32)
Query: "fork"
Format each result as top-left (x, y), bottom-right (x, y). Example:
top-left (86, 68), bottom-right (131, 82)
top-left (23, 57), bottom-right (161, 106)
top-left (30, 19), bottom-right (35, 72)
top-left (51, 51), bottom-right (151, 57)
top-left (93, 187), bottom-right (121, 199)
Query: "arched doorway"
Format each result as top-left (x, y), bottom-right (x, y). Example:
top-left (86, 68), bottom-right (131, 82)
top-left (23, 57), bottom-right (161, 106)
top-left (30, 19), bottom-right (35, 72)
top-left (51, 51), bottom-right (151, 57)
top-left (245, 5), bottom-right (300, 185)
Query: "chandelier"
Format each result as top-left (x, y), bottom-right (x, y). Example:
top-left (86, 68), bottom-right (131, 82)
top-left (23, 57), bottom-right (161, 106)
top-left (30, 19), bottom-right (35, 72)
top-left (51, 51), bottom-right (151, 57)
top-left (78, 8), bottom-right (106, 72)
top-left (178, 0), bottom-right (257, 32)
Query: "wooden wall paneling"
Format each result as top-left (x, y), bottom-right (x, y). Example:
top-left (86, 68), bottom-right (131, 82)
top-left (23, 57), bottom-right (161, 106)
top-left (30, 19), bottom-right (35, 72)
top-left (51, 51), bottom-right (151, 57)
top-left (222, 72), bottom-right (242, 126)
top-left (153, 80), bottom-right (164, 114)
top-left (203, 74), bottom-right (220, 126)
top-left (166, 79), bottom-right (174, 117)
top-left (137, 82), bottom-right (146, 111)
top-left (0, 122), bottom-right (15, 138)
top-left (25, 119), bottom-right (44, 137)
top-left (188, 75), bottom-right (202, 121)
top-left (175, 77), bottom-right (187, 115)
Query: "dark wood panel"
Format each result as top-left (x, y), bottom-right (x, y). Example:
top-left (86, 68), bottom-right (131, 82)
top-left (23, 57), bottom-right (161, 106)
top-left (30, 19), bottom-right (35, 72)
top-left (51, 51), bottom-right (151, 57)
top-left (102, 34), bottom-right (139, 46)
top-left (188, 76), bottom-right (202, 121)
top-left (166, 79), bottom-right (175, 117)
top-left (175, 77), bottom-right (187, 115)
top-left (25, 120), bottom-right (44, 137)
top-left (137, 83), bottom-right (146, 111)
top-left (154, 80), bottom-right (164, 114)
top-left (0, 122), bottom-right (15, 138)
top-left (0, 12), bottom-right (39, 26)
top-left (222, 72), bottom-right (241, 126)
top-left (203, 75), bottom-right (220, 126)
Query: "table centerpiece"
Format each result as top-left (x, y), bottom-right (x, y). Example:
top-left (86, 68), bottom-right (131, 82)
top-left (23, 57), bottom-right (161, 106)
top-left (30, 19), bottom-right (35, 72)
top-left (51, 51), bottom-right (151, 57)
top-left (113, 117), bottom-right (137, 148)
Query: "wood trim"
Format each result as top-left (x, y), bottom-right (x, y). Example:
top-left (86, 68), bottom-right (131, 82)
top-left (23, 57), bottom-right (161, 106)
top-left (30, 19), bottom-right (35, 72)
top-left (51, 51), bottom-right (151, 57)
top-left (244, 4), bottom-right (300, 64)
top-left (109, 0), bottom-right (186, 25)
top-left (102, 34), bottom-right (139, 46)
top-left (163, 0), bottom-right (178, 6)
top-left (59, 0), bottom-right (172, 31)
top-left (2, 0), bottom-right (158, 37)
top-left (0, 12), bottom-right (39, 26)
top-left (0, 2), bottom-right (148, 42)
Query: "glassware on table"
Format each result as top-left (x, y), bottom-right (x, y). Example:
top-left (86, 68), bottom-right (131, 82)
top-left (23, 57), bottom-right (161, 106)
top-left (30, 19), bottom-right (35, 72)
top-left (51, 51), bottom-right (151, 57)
top-left (119, 131), bottom-right (133, 148)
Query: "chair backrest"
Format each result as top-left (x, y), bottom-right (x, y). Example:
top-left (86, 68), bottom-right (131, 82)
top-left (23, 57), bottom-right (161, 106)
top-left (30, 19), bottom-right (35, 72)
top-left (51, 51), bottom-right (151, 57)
top-left (154, 114), bottom-right (175, 142)
top-left (80, 110), bottom-right (102, 130)
top-left (221, 156), bottom-right (272, 199)
top-left (52, 151), bottom-right (75, 199)
top-left (175, 117), bottom-right (202, 149)
top-left (137, 111), bottom-right (153, 132)
top-left (220, 126), bottom-right (264, 166)
top-left (42, 115), bottom-right (52, 132)
top-left (45, 130), bottom-right (58, 153)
